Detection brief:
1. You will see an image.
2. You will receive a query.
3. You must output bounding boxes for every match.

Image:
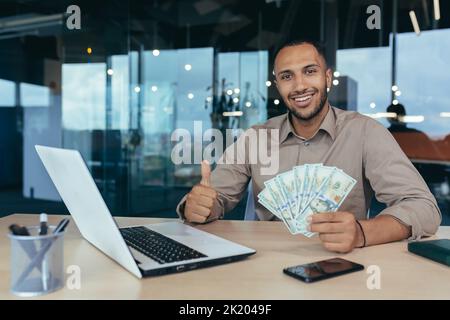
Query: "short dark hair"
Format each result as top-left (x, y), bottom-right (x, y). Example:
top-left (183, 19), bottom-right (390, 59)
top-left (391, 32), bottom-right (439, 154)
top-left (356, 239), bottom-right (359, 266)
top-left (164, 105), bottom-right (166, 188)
top-left (387, 103), bottom-right (406, 116)
top-left (275, 39), bottom-right (328, 67)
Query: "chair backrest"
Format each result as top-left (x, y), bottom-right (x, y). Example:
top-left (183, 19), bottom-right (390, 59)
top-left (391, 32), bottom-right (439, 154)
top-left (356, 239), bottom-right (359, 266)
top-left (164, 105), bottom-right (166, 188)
top-left (244, 181), bottom-right (259, 221)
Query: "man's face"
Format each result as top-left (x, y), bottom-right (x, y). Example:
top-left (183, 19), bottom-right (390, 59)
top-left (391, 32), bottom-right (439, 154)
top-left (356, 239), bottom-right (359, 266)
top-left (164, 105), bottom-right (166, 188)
top-left (274, 44), bottom-right (332, 121)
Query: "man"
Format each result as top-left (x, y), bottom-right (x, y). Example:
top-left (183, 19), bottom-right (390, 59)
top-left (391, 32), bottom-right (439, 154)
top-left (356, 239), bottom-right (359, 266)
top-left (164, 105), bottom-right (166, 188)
top-left (177, 40), bottom-right (441, 253)
top-left (386, 103), bottom-right (441, 160)
top-left (386, 103), bottom-right (423, 134)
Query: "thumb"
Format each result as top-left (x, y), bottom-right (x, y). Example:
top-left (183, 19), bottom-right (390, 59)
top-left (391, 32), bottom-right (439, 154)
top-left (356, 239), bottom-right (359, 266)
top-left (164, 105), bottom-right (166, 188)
top-left (200, 160), bottom-right (211, 186)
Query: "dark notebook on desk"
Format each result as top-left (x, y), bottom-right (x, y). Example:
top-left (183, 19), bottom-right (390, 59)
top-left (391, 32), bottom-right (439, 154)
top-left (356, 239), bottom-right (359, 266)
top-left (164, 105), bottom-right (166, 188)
top-left (408, 239), bottom-right (450, 267)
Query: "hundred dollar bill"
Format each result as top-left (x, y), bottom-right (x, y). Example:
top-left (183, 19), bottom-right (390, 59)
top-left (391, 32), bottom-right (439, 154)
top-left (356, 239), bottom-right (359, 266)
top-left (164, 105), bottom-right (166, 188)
top-left (275, 170), bottom-right (298, 220)
top-left (304, 163), bottom-right (323, 209)
top-left (293, 165), bottom-right (306, 217)
top-left (296, 169), bottom-right (356, 237)
top-left (297, 166), bottom-right (335, 218)
top-left (257, 187), bottom-right (282, 220)
top-left (264, 178), bottom-right (297, 234)
top-left (299, 164), bottom-right (311, 212)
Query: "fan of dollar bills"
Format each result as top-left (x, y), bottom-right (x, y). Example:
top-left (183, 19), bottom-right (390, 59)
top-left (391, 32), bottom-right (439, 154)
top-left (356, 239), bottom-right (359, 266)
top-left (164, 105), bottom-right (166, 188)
top-left (258, 164), bottom-right (356, 237)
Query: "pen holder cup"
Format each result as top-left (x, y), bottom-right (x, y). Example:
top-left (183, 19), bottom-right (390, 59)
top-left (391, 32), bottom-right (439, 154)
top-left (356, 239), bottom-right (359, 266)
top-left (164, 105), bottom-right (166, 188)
top-left (8, 226), bottom-right (65, 297)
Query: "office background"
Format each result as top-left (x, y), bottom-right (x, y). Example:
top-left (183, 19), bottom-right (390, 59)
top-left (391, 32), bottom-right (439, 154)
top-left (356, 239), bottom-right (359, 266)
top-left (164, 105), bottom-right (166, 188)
top-left (0, 0), bottom-right (449, 225)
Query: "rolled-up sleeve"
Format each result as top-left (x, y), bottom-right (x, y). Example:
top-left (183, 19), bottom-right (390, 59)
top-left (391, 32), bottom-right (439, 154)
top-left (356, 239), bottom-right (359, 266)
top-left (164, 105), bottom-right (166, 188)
top-left (176, 131), bottom-right (252, 222)
top-left (363, 118), bottom-right (442, 239)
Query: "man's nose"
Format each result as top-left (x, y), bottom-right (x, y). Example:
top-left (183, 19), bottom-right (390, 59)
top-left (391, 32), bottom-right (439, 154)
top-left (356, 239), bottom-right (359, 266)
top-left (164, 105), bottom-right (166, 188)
top-left (291, 74), bottom-right (307, 92)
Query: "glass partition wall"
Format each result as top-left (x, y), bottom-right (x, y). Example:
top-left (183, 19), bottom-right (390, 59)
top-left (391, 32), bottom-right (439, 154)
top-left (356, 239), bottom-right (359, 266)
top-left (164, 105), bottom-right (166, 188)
top-left (0, 0), bottom-right (449, 225)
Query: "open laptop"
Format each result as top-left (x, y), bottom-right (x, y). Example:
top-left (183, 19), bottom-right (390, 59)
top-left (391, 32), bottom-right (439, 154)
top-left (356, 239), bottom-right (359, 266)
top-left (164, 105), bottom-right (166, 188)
top-left (35, 145), bottom-right (256, 278)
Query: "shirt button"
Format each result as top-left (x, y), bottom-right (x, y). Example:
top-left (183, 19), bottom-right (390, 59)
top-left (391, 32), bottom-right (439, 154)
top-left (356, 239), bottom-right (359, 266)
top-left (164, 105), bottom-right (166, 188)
top-left (304, 141), bottom-right (310, 146)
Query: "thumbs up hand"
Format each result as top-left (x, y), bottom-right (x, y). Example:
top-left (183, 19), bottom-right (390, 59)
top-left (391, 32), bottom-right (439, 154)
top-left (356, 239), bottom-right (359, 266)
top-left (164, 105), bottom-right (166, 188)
top-left (200, 160), bottom-right (211, 186)
top-left (185, 160), bottom-right (219, 223)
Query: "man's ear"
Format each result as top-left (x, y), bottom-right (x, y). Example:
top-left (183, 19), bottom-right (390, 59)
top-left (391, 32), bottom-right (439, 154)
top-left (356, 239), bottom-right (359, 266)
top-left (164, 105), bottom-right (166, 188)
top-left (272, 69), bottom-right (277, 87)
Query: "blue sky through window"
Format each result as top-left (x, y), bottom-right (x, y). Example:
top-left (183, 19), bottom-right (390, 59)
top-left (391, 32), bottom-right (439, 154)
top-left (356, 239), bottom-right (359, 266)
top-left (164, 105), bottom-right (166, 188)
top-left (337, 28), bottom-right (450, 138)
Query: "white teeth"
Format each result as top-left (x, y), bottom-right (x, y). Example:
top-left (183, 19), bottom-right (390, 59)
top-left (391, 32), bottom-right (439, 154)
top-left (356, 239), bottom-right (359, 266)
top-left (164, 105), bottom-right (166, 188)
top-left (294, 95), bottom-right (312, 102)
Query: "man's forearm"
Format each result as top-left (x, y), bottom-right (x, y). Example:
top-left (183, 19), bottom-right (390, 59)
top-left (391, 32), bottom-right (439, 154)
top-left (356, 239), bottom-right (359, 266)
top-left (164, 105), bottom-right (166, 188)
top-left (358, 215), bottom-right (412, 247)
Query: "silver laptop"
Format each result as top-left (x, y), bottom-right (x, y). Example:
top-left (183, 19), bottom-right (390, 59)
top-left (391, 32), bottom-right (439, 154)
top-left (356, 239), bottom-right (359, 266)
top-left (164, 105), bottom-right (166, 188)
top-left (35, 145), bottom-right (256, 278)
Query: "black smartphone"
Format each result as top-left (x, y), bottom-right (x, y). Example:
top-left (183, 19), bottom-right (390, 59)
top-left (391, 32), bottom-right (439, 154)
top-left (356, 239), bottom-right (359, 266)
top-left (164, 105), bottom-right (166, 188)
top-left (283, 258), bottom-right (364, 283)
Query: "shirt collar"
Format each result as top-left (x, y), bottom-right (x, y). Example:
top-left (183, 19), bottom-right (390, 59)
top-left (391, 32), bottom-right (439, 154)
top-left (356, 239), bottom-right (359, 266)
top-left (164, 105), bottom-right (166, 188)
top-left (279, 105), bottom-right (337, 144)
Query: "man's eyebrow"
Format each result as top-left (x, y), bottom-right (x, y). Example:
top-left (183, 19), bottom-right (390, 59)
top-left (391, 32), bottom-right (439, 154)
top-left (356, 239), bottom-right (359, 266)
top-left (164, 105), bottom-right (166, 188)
top-left (276, 64), bottom-right (321, 76)
top-left (303, 63), bottom-right (321, 69)
top-left (277, 69), bottom-right (292, 76)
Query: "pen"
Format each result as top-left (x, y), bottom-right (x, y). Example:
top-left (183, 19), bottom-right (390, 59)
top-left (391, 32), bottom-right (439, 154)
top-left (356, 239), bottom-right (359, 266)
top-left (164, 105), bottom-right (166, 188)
top-left (39, 214), bottom-right (49, 291)
top-left (53, 218), bottom-right (70, 233)
top-left (39, 213), bottom-right (48, 236)
top-left (9, 224), bottom-right (31, 236)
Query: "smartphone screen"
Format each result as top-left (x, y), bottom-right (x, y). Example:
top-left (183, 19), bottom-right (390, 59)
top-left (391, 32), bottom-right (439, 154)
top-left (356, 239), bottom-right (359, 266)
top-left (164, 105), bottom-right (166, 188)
top-left (283, 258), bottom-right (364, 283)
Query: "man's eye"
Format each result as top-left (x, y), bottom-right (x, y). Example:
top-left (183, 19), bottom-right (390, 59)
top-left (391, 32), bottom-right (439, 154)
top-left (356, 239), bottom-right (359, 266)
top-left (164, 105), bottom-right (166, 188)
top-left (306, 69), bottom-right (317, 75)
top-left (281, 74), bottom-right (292, 80)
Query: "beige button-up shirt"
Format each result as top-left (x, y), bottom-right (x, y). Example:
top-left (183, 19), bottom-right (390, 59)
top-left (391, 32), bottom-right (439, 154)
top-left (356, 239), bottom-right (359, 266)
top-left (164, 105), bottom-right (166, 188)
top-left (177, 106), bottom-right (441, 239)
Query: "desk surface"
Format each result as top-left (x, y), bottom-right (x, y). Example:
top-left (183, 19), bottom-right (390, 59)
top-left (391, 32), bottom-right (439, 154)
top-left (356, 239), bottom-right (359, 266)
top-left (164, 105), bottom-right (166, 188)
top-left (1, 214), bottom-right (449, 300)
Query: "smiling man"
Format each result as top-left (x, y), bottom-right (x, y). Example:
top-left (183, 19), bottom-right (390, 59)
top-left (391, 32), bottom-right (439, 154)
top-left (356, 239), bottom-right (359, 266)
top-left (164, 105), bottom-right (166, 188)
top-left (176, 40), bottom-right (441, 253)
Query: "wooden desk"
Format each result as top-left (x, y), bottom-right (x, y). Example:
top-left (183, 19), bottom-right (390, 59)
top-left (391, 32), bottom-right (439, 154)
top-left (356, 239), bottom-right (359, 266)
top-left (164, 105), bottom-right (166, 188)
top-left (1, 214), bottom-right (449, 299)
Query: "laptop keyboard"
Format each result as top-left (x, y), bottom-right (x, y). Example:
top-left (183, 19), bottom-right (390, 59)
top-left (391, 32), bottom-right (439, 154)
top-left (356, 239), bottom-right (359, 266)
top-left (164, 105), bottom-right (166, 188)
top-left (120, 226), bottom-right (207, 264)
